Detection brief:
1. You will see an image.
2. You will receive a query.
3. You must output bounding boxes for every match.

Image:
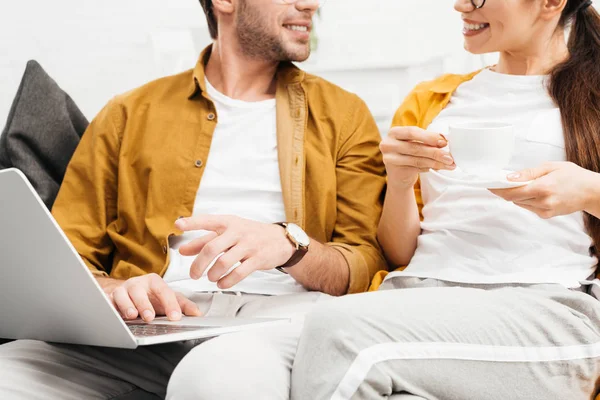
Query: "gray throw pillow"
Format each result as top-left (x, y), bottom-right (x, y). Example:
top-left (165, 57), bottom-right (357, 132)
top-left (0, 60), bottom-right (89, 209)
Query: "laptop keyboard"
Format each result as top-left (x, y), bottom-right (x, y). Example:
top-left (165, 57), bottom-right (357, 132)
top-left (127, 324), bottom-right (214, 337)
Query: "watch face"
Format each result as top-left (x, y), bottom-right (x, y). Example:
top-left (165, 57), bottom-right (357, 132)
top-left (286, 223), bottom-right (310, 247)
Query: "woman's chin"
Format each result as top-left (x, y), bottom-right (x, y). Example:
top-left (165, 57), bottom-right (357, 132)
top-left (463, 42), bottom-right (493, 56)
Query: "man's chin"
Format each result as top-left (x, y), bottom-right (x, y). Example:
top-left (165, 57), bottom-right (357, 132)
top-left (282, 46), bottom-right (311, 63)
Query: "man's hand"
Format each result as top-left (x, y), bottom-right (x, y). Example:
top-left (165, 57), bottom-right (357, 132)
top-left (175, 215), bottom-right (296, 290)
top-left (97, 274), bottom-right (202, 322)
top-left (489, 162), bottom-right (600, 219)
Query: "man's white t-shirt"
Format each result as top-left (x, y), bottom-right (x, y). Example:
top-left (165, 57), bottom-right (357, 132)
top-left (384, 68), bottom-right (597, 289)
top-left (162, 79), bottom-right (307, 295)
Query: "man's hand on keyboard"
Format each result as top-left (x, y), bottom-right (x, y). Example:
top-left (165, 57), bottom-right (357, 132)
top-left (96, 274), bottom-right (202, 322)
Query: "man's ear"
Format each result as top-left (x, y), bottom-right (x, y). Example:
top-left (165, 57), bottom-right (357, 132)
top-left (212, 0), bottom-right (235, 17)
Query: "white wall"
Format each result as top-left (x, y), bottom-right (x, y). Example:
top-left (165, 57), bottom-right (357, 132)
top-left (1, 0), bottom-right (210, 125)
top-left (1, 0), bottom-right (487, 130)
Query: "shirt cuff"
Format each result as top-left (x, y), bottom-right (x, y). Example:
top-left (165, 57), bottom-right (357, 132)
top-left (327, 243), bottom-right (369, 294)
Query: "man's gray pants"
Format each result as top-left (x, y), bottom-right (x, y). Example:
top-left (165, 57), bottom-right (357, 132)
top-left (0, 291), bottom-right (330, 399)
top-left (291, 278), bottom-right (600, 400)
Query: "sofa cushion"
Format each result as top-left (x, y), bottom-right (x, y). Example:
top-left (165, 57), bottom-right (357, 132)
top-left (0, 60), bottom-right (88, 209)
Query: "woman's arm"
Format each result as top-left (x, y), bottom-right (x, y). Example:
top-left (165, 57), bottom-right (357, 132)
top-left (378, 184), bottom-right (421, 267)
top-left (583, 173), bottom-right (600, 219)
top-left (491, 162), bottom-right (600, 219)
top-left (377, 126), bottom-right (455, 267)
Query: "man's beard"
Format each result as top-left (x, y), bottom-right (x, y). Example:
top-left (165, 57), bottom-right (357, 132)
top-left (236, 0), bottom-right (310, 62)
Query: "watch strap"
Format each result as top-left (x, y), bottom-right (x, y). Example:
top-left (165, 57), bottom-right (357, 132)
top-left (278, 246), bottom-right (308, 270)
top-left (275, 222), bottom-right (309, 273)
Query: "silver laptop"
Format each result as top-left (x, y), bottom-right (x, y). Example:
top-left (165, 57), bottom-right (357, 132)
top-left (0, 168), bottom-right (287, 349)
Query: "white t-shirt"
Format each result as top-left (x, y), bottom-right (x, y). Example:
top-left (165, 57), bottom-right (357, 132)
top-left (384, 68), bottom-right (597, 289)
top-left (162, 79), bottom-right (307, 295)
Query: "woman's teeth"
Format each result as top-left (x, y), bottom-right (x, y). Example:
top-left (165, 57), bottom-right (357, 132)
top-left (464, 23), bottom-right (489, 32)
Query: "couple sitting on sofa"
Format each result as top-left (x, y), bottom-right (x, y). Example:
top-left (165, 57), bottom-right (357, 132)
top-left (1, 0), bottom-right (600, 399)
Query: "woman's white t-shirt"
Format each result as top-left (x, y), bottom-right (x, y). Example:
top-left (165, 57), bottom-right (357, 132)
top-left (384, 68), bottom-right (597, 289)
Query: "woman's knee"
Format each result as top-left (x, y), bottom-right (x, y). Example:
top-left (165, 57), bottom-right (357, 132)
top-left (300, 299), bottom-right (366, 348)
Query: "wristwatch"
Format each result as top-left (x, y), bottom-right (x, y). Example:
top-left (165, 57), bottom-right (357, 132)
top-left (275, 223), bottom-right (310, 273)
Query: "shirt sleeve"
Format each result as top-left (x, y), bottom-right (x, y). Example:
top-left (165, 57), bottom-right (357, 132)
top-left (326, 94), bottom-right (388, 294)
top-left (51, 98), bottom-right (125, 277)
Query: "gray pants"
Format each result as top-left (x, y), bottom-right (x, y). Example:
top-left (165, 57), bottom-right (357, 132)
top-left (291, 278), bottom-right (600, 400)
top-left (0, 291), bottom-right (330, 399)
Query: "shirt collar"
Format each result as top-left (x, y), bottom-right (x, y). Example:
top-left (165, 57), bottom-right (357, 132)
top-left (429, 69), bottom-right (483, 94)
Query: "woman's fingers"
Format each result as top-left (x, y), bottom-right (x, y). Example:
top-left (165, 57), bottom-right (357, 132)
top-left (384, 153), bottom-right (455, 171)
top-left (388, 126), bottom-right (447, 148)
top-left (381, 131), bottom-right (454, 171)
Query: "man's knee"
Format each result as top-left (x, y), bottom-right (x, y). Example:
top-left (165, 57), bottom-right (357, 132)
top-left (167, 333), bottom-right (290, 400)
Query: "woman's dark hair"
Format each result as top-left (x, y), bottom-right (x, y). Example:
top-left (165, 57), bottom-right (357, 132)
top-left (199, 0), bottom-right (218, 39)
top-left (548, 0), bottom-right (600, 261)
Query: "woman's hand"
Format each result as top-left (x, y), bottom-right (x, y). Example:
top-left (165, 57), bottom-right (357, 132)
top-left (380, 126), bottom-right (456, 190)
top-left (490, 162), bottom-right (600, 219)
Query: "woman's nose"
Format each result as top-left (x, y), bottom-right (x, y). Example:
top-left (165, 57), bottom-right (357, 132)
top-left (454, 0), bottom-right (475, 13)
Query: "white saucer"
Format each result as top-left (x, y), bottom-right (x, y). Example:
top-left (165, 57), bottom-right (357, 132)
top-left (428, 168), bottom-right (532, 189)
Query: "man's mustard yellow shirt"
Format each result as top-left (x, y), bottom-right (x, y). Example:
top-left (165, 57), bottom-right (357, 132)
top-left (52, 47), bottom-right (388, 294)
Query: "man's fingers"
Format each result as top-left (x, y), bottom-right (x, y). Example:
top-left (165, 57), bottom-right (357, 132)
top-left (389, 126), bottom-right (447, 148)
top-left (128, 285), bottom-right (156, 322)
top-left (148, 277), bottom-right (182, 321)
top-left (207, 245), bottom-right (248, 282)
top-left (112, 286), bottom-right (138, 320)
top-left (217, 259), bottom-right (260, 290)
top-left (175, 215), bottom-right (229, 233)
top-left (175, 293), bottom-right (203, 317)
top-left (190, 233), bottom-right (239, 280)
top-left (179, 232), bottom-right (218, 256)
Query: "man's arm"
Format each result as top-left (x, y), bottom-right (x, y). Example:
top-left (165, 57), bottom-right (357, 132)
top-left (52, 98), bottom-right (199, 321)
top-left (290, 95), bottom-right (388, 294)
top-left (285, 239), bottom-right (349, 296)
top-left (176, 216), bottom-right (348, 295)
top-left (320, 95), bottom-right (389, 293)
top-left (51, 99), bottom-right (124, 276)
top-left (177, 95), bottom-right (388, 296)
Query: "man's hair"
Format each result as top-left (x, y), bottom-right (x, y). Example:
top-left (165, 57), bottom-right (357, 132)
top-left (199, 0), bottom-right (218, 39)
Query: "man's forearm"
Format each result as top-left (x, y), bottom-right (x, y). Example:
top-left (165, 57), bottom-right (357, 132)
top-left (287, 240), bottom-right (349, 297)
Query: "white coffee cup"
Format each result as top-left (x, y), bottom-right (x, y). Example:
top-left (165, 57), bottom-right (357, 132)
top-left (448, 122), bottom-right (515, 174)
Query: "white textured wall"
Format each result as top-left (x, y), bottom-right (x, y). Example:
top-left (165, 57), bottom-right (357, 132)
top-left (1, 0), bottom-right (209, 125)
top-left (1, 0), bottom-right (487, 130)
